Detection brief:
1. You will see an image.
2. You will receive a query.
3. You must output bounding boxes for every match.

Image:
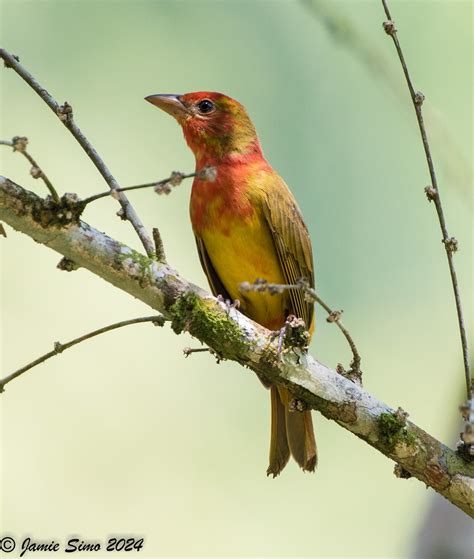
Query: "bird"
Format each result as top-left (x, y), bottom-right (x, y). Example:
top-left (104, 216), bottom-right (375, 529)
top-left (146, 91), bottom-right (317, 476)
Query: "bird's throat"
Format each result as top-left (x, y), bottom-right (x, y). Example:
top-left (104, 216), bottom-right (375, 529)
top-left (183, 119), bottom-right (262, 162)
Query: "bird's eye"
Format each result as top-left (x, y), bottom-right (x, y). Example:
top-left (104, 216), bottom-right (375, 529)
top-left (197, 99), bottom-right (215, 114)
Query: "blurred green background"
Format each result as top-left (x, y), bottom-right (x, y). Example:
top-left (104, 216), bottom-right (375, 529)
top-left (1, 1), bottom-right (472, 558)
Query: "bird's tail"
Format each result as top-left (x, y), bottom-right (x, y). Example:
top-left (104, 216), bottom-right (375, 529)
top-left (267, 386), bottom-right (317, 477)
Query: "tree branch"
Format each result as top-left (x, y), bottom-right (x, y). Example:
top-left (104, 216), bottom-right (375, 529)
top-left (380, 1), bottom-right (472, 453)
top-left (0, 315), bottom-right (165, 392)
top-left (0, 48), bottom-right (155, 258)
top-left (80, 171), bottom-right (197, 206)
top-left (1, 136), bottom-right (60, 201)
top-left (1, 175), bottom-right (472, 517)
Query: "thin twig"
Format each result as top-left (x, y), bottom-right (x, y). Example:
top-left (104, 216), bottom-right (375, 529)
top-left (239, 278), bottom-right (362, 380)
top-left (381, 1), bottom-right (472, 457)
top-left (0, 315), bottom-right (166, 392)
top-left (183, 347), bottom-right (211, 357)
top-left (183, 346), bottom-right (223, 364)
top-left (81, 171), bottom-right (197, 206)
top-left (0, 137), bottom-right (60, 201)
top-left (301, 0), bottom-right (472, 204)
top-left (380, 3), bottom-right (471, 401)
top-left (0, 48), bottom-right (155, 257)
top-left (152, 227), bottom-right (166, 262)
top-left (313, 294), bottom-right (361, 377)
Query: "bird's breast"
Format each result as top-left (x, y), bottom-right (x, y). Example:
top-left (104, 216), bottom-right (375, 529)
top-left (190, 174), bottom-right (287, 329)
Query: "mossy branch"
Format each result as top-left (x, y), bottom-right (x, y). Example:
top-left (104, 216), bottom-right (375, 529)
top-left (1, 175), bottom-right (473, 517)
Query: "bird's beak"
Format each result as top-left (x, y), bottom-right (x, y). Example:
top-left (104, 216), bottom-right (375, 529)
top-left (145, 94), bottom-right (188, 120)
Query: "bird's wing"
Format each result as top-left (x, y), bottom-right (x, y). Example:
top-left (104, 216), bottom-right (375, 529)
top-left (260, 178), bottom-right (315, 330)
top-left (195, 235), bottom-right (232, 300)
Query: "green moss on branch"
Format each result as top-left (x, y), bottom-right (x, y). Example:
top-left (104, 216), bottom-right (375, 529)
top-left (169, 291), bottom-right (249, 359)
top-left (378, 408), bottom-right (416, 450)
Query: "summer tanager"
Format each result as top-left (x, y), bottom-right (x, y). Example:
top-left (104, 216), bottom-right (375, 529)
top-left (146, 92), bottom-right (317, 476)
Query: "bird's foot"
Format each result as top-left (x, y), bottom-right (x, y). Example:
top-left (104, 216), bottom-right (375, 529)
top-left (217, 294), bottom-right (240, 315)
top-left (270, 315), bottom-right (310, 359)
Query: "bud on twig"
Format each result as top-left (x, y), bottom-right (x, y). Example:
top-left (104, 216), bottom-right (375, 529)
top-left (327, 310), bottom-right (343, 323)
top-left (383, 20), bottom-right (396, 35)
top-left (30, 166), bottom-right (42, 179)
top-left (12, 135), bottom-right (28, 152)
top-left (57, 102), bottom-right (73, 123)
top-left (443, 237), bottom-right (458, 253)
top-left (424, 185), bottom-right (437, 202)
top-left (414, 91), bottom-right (425, 106)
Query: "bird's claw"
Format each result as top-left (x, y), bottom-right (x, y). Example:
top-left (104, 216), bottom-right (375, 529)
top-left (270, 315), bottom-right (309, 359)
top-left (217, 294), bottom-right (240, 314)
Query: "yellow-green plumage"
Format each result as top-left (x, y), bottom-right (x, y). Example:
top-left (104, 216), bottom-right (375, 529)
top-left (147, 90), bottom-right (317, 476)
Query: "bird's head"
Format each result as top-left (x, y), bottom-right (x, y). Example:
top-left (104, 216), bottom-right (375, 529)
top-left (145, 91), bottom-right (260, 161)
